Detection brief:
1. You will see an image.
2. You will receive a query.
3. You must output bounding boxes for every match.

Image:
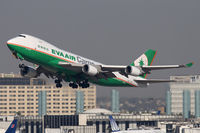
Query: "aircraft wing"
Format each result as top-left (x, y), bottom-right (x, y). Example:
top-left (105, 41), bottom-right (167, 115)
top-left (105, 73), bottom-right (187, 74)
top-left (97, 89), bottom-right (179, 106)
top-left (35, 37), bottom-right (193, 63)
top-left (58, 62), bottom-right (84, 73)
top-left (58, 62), bottom-right (116, 78)
top-left (141, 62), bottom-right (194, 71)
top-left (100, 65), bottom-right (126, 71)
top-left (59, 63), bottom-right (126, 72)
top-left (58, 62), bottom-right (193, 78)
top-left (99, 63), bottom-right (193, 72)
top-left (58, 61), bottom-right (84, 67)
top-left (135, 79), bottom-right (176, 84)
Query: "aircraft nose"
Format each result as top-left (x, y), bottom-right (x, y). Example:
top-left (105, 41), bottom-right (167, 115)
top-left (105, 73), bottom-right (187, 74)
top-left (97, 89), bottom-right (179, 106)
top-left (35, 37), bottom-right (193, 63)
top-left (7, 38), bottom-right (17, 51)
top-left (7, 38), bottom-right (15, 45)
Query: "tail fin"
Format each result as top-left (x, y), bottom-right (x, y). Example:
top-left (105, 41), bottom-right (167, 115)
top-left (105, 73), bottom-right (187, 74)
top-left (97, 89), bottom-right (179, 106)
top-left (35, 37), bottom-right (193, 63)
top-left (130, 49), bottom-right (157, 78)
top-left (131, 49), bottom-right (157, 66)
top-left (109, 115), bottom-right (120, 132)
top-left (5, 119), bottom-right (18, 133)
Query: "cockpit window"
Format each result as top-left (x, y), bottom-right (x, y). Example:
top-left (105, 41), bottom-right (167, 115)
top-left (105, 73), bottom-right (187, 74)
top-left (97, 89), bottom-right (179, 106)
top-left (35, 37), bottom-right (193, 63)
top-left (18, 34), bottom-right (26, 38)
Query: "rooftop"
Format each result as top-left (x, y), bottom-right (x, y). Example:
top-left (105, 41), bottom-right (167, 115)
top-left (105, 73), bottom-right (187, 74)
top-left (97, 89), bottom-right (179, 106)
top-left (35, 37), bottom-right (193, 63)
top-left (83, 108), bottom-right (113, 114)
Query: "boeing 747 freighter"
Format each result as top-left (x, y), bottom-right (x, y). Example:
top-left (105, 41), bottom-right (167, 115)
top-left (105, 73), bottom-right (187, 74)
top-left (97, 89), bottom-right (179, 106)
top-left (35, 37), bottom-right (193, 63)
top-left (7, 34), bottom-right (193, 88)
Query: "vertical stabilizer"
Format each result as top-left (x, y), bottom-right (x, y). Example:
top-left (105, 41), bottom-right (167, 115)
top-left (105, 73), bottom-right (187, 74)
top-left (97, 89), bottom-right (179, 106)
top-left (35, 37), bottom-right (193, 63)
top-left (130, 49), bottom-right (157, 78)
top-left (109, 115), bottom-right (120, 132)
top-left (5, 119), bottom-right (18, 133)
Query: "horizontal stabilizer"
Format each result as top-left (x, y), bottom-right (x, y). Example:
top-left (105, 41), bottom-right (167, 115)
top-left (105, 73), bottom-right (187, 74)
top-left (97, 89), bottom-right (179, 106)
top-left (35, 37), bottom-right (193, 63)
top-left (135, 79), bottom-right (175, 84)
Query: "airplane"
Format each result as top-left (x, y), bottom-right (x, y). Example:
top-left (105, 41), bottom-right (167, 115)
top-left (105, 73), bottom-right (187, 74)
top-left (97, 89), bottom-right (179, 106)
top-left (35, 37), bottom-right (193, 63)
top-left (5, 119), bottom-right (18, 133)
top-left (7, 34), bottom-right (193, 88)
top-left (108, 115), bottom-right (165, 133)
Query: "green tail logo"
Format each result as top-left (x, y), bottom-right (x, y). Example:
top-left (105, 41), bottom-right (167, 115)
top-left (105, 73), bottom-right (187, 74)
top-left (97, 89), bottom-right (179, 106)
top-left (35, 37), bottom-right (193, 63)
top-left (130, 49), bottom-right (157, 78)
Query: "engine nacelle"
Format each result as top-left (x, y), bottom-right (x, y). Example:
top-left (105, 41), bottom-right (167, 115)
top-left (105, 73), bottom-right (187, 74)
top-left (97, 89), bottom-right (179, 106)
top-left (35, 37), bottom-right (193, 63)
top-left (20, 65), bottom-right (38, 78)
top-left (125, 66), bottom-right (143, 76)
top-left (82, 64), bottom-right (98, 76)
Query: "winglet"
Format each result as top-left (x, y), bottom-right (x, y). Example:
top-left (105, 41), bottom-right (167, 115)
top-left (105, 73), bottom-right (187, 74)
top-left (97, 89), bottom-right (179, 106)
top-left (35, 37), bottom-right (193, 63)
top-left (185, 62), bottom-right (194, 67)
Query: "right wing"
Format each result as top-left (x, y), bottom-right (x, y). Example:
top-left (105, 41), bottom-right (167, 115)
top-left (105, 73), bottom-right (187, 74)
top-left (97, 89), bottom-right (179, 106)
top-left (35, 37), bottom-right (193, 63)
top-left (100, 62), bottom-right (193, 75)
top-left (58, 62), bottom-right (193, 79)
top-left (58, 61), bottom-right (85, 73)
top-left (141, 62), bottom-right (194, 71)
top-left (58, 62), bottom-right (116, 79)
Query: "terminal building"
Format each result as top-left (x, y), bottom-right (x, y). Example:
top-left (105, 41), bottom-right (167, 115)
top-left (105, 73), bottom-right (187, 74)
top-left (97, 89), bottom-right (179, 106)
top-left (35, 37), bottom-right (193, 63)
top-left (0, 73), bottom-right (196, 132)
top-left (0, 73), bottom-right (96, 116)
top-left (167, 75), bottom-right (200, 118)
top-left (15, 109), bottom-right (181, 133)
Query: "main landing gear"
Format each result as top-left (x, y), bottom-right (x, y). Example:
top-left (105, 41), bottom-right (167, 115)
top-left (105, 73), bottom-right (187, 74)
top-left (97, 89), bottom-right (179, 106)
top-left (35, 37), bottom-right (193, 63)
top-left (54, 77), bottom-right (90, 89)
top-left (68, 80), bottom-right (90, 89)
top-left (55, 79), bottom-right (62, 88)
top-left (69, 82), bottom-right (78, 89)
top-left (78, 80), bottom-right (90, 88)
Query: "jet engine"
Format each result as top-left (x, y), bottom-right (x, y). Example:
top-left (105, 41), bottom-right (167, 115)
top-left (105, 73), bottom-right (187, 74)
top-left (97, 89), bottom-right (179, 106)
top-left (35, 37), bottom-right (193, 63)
top-left (125, 66), bottom-right (143, 76)
top-left (20, 65), bottom-right (38, 78)
top-left (82, 64), bottom-right (98, 76)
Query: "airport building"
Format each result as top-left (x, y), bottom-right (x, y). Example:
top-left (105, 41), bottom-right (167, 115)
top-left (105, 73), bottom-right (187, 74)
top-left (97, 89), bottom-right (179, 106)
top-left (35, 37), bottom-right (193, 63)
top-left (0, 73), bottom-right (96, 116)
top-left (167, 75), bottom-right (200, 118)
top-left (14, 109), bottom-right (181, 133)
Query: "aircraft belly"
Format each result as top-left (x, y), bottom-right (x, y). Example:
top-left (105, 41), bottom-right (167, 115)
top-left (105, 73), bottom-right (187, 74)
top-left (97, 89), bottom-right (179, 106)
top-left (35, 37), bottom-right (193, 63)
top-left (92, 78), bottom-right (135, 87)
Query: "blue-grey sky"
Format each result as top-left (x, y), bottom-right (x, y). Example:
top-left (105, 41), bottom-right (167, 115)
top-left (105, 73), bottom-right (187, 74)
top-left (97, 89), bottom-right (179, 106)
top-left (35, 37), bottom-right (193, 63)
top-left (1, 0), bottom-right (200, 98)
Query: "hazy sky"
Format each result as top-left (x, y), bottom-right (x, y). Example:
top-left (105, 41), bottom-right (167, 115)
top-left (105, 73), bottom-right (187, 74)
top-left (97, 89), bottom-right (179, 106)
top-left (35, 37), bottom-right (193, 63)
top-left (1, 0), bottom-right (200, 98)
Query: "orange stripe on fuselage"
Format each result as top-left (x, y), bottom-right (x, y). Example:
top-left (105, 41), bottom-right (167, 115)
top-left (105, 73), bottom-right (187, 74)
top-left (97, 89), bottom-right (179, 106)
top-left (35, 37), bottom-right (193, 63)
top-left (7, 43), bottom-right (75, 63)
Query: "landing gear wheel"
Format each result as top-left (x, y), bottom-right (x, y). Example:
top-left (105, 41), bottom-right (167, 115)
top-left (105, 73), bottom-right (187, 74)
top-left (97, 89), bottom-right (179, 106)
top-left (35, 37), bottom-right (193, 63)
top-left (55, 78), bottom-right (62, 88)
top-left (69, 82), bottom-right (78, 89)
top-left (55, 79), bottom-right (60, 84)
top-left (56, 83), bottom-right (62, 88)
top-left (19, 64), bottom-right (25, 68)
top-left (79, 80), bottom-right (90, 88)
top-left (72, 84), bottom-right (78, 89)
top-left (69, 82), bottom-right (73, 87)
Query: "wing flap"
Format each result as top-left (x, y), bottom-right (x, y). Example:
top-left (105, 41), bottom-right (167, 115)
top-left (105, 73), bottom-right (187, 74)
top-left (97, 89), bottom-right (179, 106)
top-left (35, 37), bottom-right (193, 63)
top-left (58, 61), bottom-right (84, 73)
top-left (100, 65), bottom-right (126, 71)
top-left (58, 61), bottom-right (84, 67)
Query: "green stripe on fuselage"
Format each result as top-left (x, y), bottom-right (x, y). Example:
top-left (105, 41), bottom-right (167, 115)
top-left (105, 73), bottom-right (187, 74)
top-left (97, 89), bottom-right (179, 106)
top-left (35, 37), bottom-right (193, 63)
top-left (7, 44), bottom-right (133, 87)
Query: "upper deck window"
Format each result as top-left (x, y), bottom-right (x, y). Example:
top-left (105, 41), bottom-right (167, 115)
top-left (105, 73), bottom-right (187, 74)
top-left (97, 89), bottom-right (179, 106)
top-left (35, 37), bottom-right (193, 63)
top-left (18, 34), bottom-right (26, 38)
